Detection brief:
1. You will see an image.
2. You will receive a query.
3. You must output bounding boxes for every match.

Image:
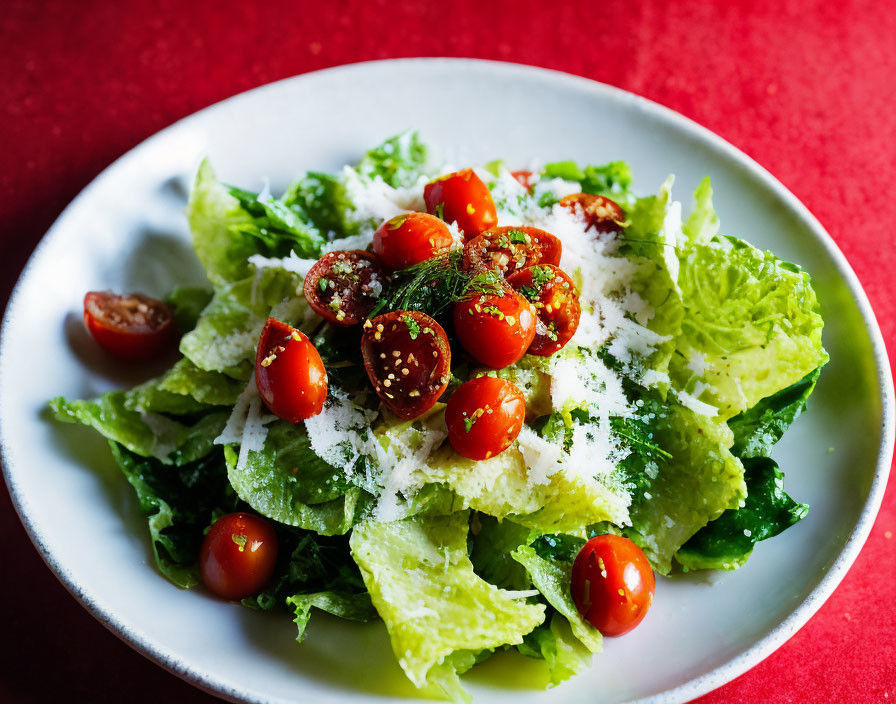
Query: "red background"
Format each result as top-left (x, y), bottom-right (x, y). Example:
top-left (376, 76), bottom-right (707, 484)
top-left (1, 0), bottom-right (894, 701)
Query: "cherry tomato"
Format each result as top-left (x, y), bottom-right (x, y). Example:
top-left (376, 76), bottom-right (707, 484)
top-left (511, 170), bottom-right (534, 191)
top-left (445, 376), bottom-right (525, 460)
top-left (452, 289), bottom-right (537, 369)
top-left (199, 512), bottom-right (278, 601)
top-left (373, 213), bottom-right (453, 271)
top-left (255, 318), bottom-right (327, 422)
top-left (559, 193), bottom-right (627, 233)
top-left (361, 310), bottom-right (451, 419)
top-left (464, 226), bottom-right (562, 278)
top-left (83, 291), bottom-right (176, 362)
top-left (424, 169), bottom-right (498, 240)
top-left (506, 264), bottom-right (581, 356)
top-left (303, 250), bottom-right (386, 326)
top-left (571, 534), bottom-right (655, 637)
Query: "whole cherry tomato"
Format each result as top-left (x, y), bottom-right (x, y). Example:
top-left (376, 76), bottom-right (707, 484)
top-left (571, 534), bottom-right (655, 637)
top-left (199, 513), bottom-right (278, 601)
top-left (506, 264), bottom-right (581, 356)
top-left (452, 289), bottom-right (537, 369)
top-left (361, 310), bottom-right (451, 419)
top-left (445, 376), bottom-right (525, 460)
top-left (83, 291), bottom-right (176, 362)
top-left (464, 226), bottom-right (562, 278)
top-left (424, 169), bottom-right (498, 240)
top-left (511, 170), bottom-right (535, 191)
top-left (255, 318), bottom-right (327, 422)
top-left (559, 193), bottom-right (627, 233)
top-left (373, 213), bottom-right (453, 271)
top-left (303, 250), bottom-right (386, 325)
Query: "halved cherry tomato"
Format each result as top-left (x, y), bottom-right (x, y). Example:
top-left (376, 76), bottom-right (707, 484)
top-left (361, 310), bottom-right (451, 419)
top-left (452, 289), bottom-right (537, 369)
top-left (506, 264), bottom-right (581, 356)
top-left (199, 512), bottom-right (278, 601)
top-left (464, 226), bottom-right (562, 278)
top-left (83, 291), bottom-right (176, 362)
top-left (559, 193), bottom-right (627, 233)
top-left (445, 376), bottom-right (525, 460)
top-left (373, 213), bottom-right (453, 271)
top-left (424, 169), bottom-right (498, 240)
top-left (303, 250), bottom-right (386, 326)
top-left (511, 170), bottom-right (534, 191)
top-left (255, 318), bottom-right (327, 422)
top-left (571, 534), bottom-right (655, 637)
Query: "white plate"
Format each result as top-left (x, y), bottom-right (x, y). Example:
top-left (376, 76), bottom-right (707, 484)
top-left (1, 59), bottom-right (892, 704)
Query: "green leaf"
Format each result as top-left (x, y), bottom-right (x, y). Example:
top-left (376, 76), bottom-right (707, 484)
top-left (676, 456), bottom-right (809, 570)
top-left (50, 393), bottom-right (227, 465)
top-left (349, 512), bottom-right (545, 699)
top-left (469, 514), bottom-right (533, 591)
top-left (282, 171), bottom-right (359, 237)
top-left (227, 184), bottom-right (325, 258)
top-left (156, 357), bottom-right (246, 407)
top-left (542, 161), bottom-right (584, 181)
top-left (224, 436), bottom-right (372, 536)
top-left (357, 131), bottom-right (429, 187)
top-left (179, 266), bottom-right (307, 379)
top-left (519, 615), bottom-right (593, 687)
top-left (728, 366), bottom-right (823, 458)
top-left (108, 442), bottom-right (237, 588)
top-left (186, 160), bottom-right (265, 284)
top-left (670, 236), bottom-right (828, 420)
top-left (627, 400), bottom-right (746, 574)
top-left (682, 177), bottom-right (719, 246)
top-left (512, 545), bottom-right (602, 653)
top-left (287, 591), bottom-right (377, 642)
top-left (165, 286), bottom-right (214, 333)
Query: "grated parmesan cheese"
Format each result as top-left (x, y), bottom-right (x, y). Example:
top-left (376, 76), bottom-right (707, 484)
top-left (214, 375), bottom-right (277, 472)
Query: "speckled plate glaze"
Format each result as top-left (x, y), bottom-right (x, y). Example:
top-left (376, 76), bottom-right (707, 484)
top-left (1, 59), bottom-right (892, 704)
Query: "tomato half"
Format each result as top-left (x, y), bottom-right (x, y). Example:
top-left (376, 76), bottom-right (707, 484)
top-left (452, 289), bottom-right (537, 369)
top-left (464, 226), bottom-right (562, 278)
top-left (199, 513), bottom-right (278, 601)
top-left (255, 318), bottom-right (327, 422)
top-left (83, 291), bottom-right (176, 362)
top-left (303, 250), bottom-right (386, 326)
top-left (506, 264), bottom-right (581, 356)
top-left (511, 170), bottom-right (535, 191)
top-left (424, 169), bottom-right (498, 240)
top-left (361, 310), bottom-right (451, 419)
top-left (445, 376), bottom-right (525, 460)
top-left (559, 193), bottom-right (627, 233)
top-left (571, 534), bottom-right (655, 637)
top-left (373, 213), bottom-right (453, 271)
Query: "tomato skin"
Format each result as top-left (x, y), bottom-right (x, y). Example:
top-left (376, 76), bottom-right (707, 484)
top-left (373, 213), bottom-right (453, 271)
top-left (445, 376), bottom-right (525, 460)
top-left (361, 310), bottom-right (451, 419)
top-left (559, 193), bottom-right (626, 233)
top-left (424, 169), bottom-right (498, 240)
top-left (506, 264), bottom-right (581, 356)
top-left (199, 513), bottom-right (278, 601)
top-left (464, 226), bottom-right (562, 278)
top-left (511, 170), bottom-right (534, 191)
top-left (571, 535), bottom-right (655, 637)
top-left (452, 289), bottom-right (537, 369)
top-left (303, 250), bottom-right (386, 326)
top-left (83, 291), bottom-right (176, 362)
top-left (255, 318), bottom-right (327, 423)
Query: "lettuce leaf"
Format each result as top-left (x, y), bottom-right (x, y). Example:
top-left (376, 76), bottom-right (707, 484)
top-left (518, 615), bottom-right (593, 687)
top-left (108, 442), bottom-right (237, 588)
top-left (179, 266), bottom-right (308, 380)
top-left (676, 457), bottom-right (809, 569)
top-left (469, 514), bottom-right (533, 591)
top-left (224, 441), bottom-right (370, 536)
top-left (627, 401), bottom-right (746, 574)
top-left (282, 171), bottom-right (358, 238)
top-left (681, 177), bottom-right (719, 246)
top-left (541, 160), bottom-right (633, 205)
top-left (287, 591), bottom-right (377, 641)
top-left (670, 236), bottom-right (827, 420)
top-left (50, 393), bottom-right (227, 466)
top-left (357, 131), bottom-right (429, 188)
top-left (226, 185), bottom-right (325, 258)
top-left (349, 512), bottom-right (545, 700)
top-left (165, 285), bottom-right (214, 333)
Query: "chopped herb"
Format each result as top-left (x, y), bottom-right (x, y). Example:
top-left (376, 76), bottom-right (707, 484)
top-left (435, 202), bottom-right (445, 221)
top-left (318, 278), bottom-right (329, 293)
top-left (231, 533), bottom-right (248, 552)
top-left (537, 192), bottom-right (559, 208)
top-left (464, 416), bottom-right (477, 433)
top-left (508, 230), bottom-right (530, 245)
top-left (401, 315), bottom-right (421, 339)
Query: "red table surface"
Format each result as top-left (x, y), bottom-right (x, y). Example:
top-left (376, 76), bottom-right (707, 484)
top-left (1, 0), bottom-right (894, 701)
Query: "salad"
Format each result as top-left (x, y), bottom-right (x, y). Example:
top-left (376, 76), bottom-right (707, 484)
top-left (51, 132), bottom-right (827, 701)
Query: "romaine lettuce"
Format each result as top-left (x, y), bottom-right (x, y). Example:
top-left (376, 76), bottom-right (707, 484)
top-left (356, 130), bottom-right (429, 188)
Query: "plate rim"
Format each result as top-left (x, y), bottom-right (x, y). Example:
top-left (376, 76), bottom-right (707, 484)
top-left (1, 57), bottom-right (893, 704)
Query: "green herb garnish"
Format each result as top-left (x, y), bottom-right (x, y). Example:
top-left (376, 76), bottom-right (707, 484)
top-left (401, 315), bottom-right (421, 339)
